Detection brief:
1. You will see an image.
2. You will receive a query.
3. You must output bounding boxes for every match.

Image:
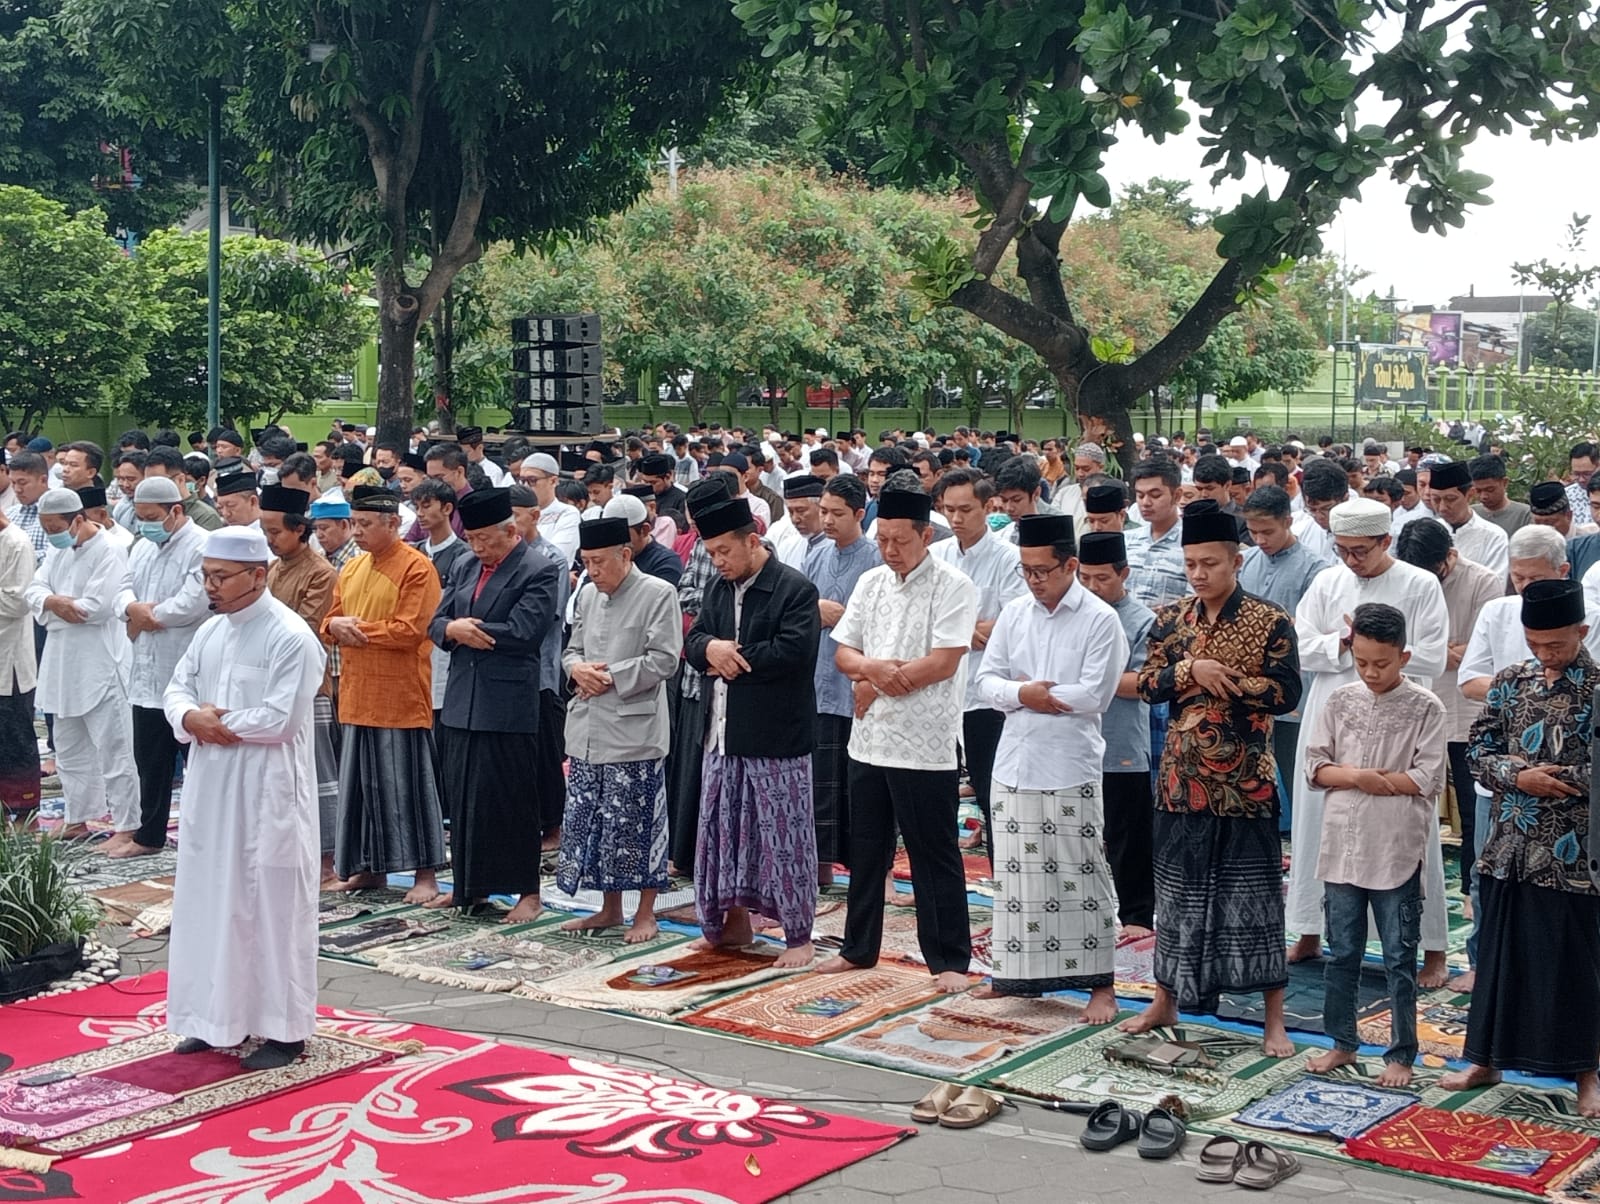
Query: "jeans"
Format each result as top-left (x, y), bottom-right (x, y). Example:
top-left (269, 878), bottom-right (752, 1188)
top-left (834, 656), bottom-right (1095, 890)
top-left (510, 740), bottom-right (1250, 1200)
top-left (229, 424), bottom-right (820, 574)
top-left (1323, 868), bottom-right (1422, 1064)
top-left (1466, 789), bottom-right (1490, 966)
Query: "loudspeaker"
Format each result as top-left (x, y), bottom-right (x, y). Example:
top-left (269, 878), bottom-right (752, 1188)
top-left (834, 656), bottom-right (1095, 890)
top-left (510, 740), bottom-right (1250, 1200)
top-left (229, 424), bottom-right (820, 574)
top-left (511, 404), bottom-right (604, 436)
top-left (512, 374), bottom-right (603, 406)
top-left (510, 314), bottom-right (600, 345)
top-left (512, 344), bottom-right (603, 376)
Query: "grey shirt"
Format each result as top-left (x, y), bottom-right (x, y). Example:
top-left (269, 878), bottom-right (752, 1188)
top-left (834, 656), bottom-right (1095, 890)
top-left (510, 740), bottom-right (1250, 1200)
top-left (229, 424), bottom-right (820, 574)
top-left (562, 567), bottom-right (682, 763)
top-left (1102, 593), bottom-right (1155, 773)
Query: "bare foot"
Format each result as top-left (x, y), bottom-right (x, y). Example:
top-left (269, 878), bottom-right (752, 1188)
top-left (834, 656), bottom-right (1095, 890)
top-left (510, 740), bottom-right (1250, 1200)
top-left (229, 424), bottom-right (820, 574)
top-left (718, 907), bottom-right (754, 947)
top-left (504, 895), bottom-right (543, 924)
top-left (958, 829), bottom-right (983, 850)
top-left (886, 888), bottom-right (916, 908)
top-left (1119, 924), bottom-right (1154, 942)
top-left (1082, 986), bottom-right (1118, 1025)
top-left (774, 942), bottom-right (814, 969)
top-left (56, 823), bottom-right (91, 840)
top-left (1378, 1062), bottom-right (1415, 1088)
top-left (1578, 1072), bottom-right (1600, 1118)
top-left (815, 955), bottom-right (868, 975)
top-left (1439, 1063), bottom-right (1502, 1092)
top-left (1417, 950), bottom-right (1449, 990)
top-left (540, 827), bottom-right (562, 852)
top-left (1287, 933), bottom-right (1323, 963)
top-left (934, 970), bottom-right (969, 993)
top-left (1119, 989), bottom-right (1178, 1034)
top-left (106, 841), bottom-right (163, 859)
top-left (329, 873), bottom-right (384, 893)
top-left (1307, 1048), bottom-right (1358, 1075)
top-left (1263, 1026), bottom-right (1295, 1058)
top-left (969, 983), bottom-right (1000, 1000)
top-left (624, 916), bottom-right (659, 944)
top-left (403, 882), bottom-right (440, 905)
top-left (422, 892), bottom-right (455, 909)
top-left (1450, 969), bottom-right (1477, 993)
top-left (319, 856), bottom-right (340, 890)
top-left (561, 910), bottom-right (624, 933)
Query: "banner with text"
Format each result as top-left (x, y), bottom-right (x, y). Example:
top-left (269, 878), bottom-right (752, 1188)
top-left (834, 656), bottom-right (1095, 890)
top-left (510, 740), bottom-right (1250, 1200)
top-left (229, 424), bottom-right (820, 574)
top-left (1357, 345), bottom-right (1429, 405)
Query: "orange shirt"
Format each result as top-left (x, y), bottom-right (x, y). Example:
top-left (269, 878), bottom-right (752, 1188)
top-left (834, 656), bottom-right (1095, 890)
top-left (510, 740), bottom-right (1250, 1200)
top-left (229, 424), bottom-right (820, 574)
top-left (321, 540), bottom-right (441, 729)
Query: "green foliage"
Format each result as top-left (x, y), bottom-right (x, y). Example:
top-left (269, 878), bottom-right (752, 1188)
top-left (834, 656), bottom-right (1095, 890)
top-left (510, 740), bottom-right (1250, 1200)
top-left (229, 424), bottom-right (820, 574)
top-left (0, 185), bottom-right (155, 431)
top-left (1513, 216), bottom-right (1600, 371)
top-left (0, 829), bottom-right (100, 966)
top-left (1525, 305), bottom-right (1600, 373)
top-left (130, 230), bottom-right (372, 430)
top-left (1478, 372), bottom-right (1600, 494)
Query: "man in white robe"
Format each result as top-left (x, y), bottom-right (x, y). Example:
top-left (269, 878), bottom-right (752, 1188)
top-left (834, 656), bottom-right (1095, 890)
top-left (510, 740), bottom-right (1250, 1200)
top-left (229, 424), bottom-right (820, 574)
top-left (1286, 499), bottom-right (1452, 985)
top-left (163, 526), bottom-right (327, 1070)
top-left (25, 488), bottom-right (136, 840)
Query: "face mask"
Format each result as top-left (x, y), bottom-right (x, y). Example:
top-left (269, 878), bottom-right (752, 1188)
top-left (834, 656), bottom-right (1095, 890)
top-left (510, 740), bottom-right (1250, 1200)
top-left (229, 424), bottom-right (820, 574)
top-left (138, 520), bottom-right (172, 545)
top-left (47, 529), bottom-right (75, 549)
top-left (376, 465), bottom-right (396, 481)
top-left (986, 513), bottom-right (1012, 531)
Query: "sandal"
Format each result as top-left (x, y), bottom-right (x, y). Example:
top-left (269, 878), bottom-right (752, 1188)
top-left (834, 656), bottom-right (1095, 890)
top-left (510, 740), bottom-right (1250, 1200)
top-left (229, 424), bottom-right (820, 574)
top-left (937, 1086), bottom-right (1006, 1130)
top-left (1137, 1105), bottom-right (1187, 1160)
top-left (1080, 1101), bottom-right (1144, 1150)
top-left (1195, 1135), bottom-right (1247, 1182)
top-left (1234, 1141), bottom-right (1301, 1190)
top-left (910, 1082), bottom-right (963, 1124)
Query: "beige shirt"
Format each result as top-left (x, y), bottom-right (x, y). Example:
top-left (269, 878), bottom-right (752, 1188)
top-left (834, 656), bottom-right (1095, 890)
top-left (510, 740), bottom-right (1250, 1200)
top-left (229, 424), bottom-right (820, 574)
top-left (1304, 678), bottom-right (1448, 890)
top-left (1436, 556), bottom-right (1506, 742)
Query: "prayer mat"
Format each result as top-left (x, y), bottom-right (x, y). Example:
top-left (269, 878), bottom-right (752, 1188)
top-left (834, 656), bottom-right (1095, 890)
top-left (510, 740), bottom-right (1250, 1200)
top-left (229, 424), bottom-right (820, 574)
top-left (130, 901), bottom-right (172, 936)
top-left (821, 992), bottom-right (1086, 1079)
top-left (1235, 1076), bottom-right (1421, 1139)
top-left (1113, 931), bottom-right (1158, 999)
top-left (62, 845), bottom-right (179, 893)
top-left (682, 961), bottom-right (954, 1048)
top-left (1552, 1150), bottom-right (1600, 1203)
top-left (812, 903), bottom-right (993, 971)
top-left (516, 944), bottom-right (806, 1021)
top-left (984, 1020), bottom-right (1311, 1121)
top-left (540, 883), bottom-right (697, 918)
top-left (892, 846), bottom-right (991, 885)
top-left (1358, 985), bottom-right (1471, 1060)
top-left (89, 876), bottom-right (176, 924)
top-left (657, 900), bottom-right (845, 930)
top-left (1346, 1106), bottom-right (1598, 1194)
top-left (1441, 1082), bottom-right (1600, 1141)
top-left (14, 1008), bottom-right (911, 1204)
top-left (316, 914), bottom-right (454, 960)
top-left (1217, 954), bottom-right (1391, 1035)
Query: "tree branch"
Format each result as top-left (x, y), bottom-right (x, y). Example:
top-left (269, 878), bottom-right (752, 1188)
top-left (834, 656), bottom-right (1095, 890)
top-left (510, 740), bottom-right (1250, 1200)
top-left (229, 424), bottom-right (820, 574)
top-left (905, 0), bottom-right (928, 72)
top-left (396, 0), bottom-right (442, 184)
top-left (949, 278), bottom-right (1084, 364)
top-left (1117, 257), bottom-right (1247, 400)
top-left (411, 146), bottom-right (486, 323)
top-left (1015, 228), bottom-right (1076, 326)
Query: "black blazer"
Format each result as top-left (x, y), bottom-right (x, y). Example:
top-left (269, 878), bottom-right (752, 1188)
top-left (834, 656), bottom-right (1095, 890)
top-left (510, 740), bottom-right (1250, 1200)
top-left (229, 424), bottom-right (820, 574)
top-left (429, 539), bottom-right (560, 734)
top-left (684, 553), bottom-right (820, 759)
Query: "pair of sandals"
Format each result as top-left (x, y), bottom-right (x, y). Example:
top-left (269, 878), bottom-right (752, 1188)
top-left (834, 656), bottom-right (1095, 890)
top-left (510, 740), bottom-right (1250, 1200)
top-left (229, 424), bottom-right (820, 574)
top-left (911, 1082), bottom-right (1008, 1129)
top-left (1196, 1136), bottom-right (1302, 1189)
top-left (1080, 1101), bottom-right (1186, 1159)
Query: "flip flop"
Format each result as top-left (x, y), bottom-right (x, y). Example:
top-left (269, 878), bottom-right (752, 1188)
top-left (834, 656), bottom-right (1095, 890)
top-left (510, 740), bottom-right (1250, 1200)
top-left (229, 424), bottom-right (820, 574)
top-left (1080, 1101), bottom-right (1144, 1150)
top-left (911, 1082), bottom-right (963, 1124)
top-left (1234, 1141), bottom-right (1301, 1190)
top-left (1195, 1135), bottom-right (1247, 1182)
top-left (938, 1086), bottom-right (1007, 1130)
top-left (1137, 1105), bottom-right (1187, 1160)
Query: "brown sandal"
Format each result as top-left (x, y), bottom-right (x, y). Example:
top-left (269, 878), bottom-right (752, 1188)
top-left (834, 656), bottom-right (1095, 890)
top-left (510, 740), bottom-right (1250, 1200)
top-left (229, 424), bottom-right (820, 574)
top-left (910, 1082), bottom-right (963, 1123)
top-left (938, 1087), bottom-right (1007, 1129)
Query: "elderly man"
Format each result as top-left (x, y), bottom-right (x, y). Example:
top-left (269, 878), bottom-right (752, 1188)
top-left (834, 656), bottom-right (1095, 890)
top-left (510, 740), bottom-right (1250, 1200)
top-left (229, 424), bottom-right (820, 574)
top-left (428, 489), bottom-right (560, 921)
top-left (817, 477), bottom-right (979, 994)
top-left (1121, 501), bottom-right (1302, 1055)
top-left (684, 493), bottom-right (821, 967)
top-left (1440, 579), bottom-right (1600, 1114)
top-left (767, 476), bottom-right (827, 570)
top-left (558, 515), bottom-right (682, 941)
top-left (214, 470), bottom-right (263, 530)
top-left (27, 488), bottom-right (137, 843)
top-left (112, 477), bottom-right (209, 857)
top-left (605, 492), bottom-right (681, 586)
top-left (975, 514), bottom-right (1125, 1017)
top-left (163, 526), bottom-right (326, 1071)
top-left (1286, 498), bottom-right (1450, 979)
top-left (321, 485), bottom-right (446, 903)
top-left (1081, 482), bottom-right (1129, 534)
top-left (1426, 459), bottom-right (1509, 576)
top-left (0, 501), bottom-right (39, 818)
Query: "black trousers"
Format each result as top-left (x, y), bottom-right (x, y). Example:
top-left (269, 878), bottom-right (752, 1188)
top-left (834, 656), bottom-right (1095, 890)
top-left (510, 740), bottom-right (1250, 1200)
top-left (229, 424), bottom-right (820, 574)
top-left (33, 621), bottom-right (51, 750)
top-left (131, 705), bottom-right (179, 848)
top-left (961, 708), bottom-right (1005, 870)
top-left (537, 689), bottom-right (567, 833)
top-left (1103, 770), bottom-right (1155, 929)
top-left (841, 760), bottom-right (971, 975)
top-left (1447, 740), bottom-right (1475, 896)
top-left (1272, 718), bottom-right (1299, 832)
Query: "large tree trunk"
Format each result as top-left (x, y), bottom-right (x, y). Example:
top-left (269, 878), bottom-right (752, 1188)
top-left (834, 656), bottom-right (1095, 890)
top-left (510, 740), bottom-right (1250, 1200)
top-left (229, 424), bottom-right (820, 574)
top-left (376, 268), bottom-right (423, 448)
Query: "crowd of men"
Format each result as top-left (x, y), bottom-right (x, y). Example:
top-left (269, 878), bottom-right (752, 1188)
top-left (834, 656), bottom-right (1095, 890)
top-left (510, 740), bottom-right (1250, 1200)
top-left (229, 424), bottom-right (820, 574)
top-left (2, 415), bottom-right (1597, 1110)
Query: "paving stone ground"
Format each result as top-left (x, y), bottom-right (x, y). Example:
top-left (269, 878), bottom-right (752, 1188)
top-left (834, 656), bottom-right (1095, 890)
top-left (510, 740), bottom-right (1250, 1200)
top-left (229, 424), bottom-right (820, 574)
top-left (105, 928), bottom-right (1493, 1203)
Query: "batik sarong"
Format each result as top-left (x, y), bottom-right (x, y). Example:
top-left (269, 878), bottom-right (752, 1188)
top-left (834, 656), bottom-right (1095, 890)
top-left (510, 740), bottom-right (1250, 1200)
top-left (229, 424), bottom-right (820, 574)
top-left (696, 751), bottom-right (816, 947)
top-left (334, 724), bottom-right (447, 878)
top-left (313, 695), bottom-right (338, 852)
top-left (557, 757), bottom-right (669, 894)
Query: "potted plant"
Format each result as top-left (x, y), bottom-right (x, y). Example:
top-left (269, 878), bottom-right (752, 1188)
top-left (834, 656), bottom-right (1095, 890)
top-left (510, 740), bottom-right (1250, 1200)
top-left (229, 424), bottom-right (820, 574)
top-left (0, 828), bottom-right (101, 1001)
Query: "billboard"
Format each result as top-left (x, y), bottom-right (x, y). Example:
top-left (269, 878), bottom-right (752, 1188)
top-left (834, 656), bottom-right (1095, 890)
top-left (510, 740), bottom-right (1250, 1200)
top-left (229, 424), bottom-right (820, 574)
top-left (1396, 309), bottom-right (1463, 367)
top-left (1357, 345), bottom-right (1429, 405)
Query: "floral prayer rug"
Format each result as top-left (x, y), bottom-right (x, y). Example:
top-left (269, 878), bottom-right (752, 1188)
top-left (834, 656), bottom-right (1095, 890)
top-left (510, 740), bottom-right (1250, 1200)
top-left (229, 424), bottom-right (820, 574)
top-left (516, 944), bottom-right (807, 1020)
top-left (821, 992), bottom-right (1086, 1078)
top-left (682, 961), bottom-right (955, 1048)
top-left (1235, 1075), bottom-right (1421, 1139)
top-left (811, 903), bottom-right (993, 971)
top-left (1551, 1150), bottom-right (1600, 1202)
top-left (984, 1020), bottom-right (1312, 1121)
top-left (1112, 931), bottom-right (1158, 999)
top-left (1357, 986), bottom-right (1471, 1061)
top-left (1346, 1106), bottom-right (1598, 1194)
top-left (1440, 1082), bottom-right (1600, 1141)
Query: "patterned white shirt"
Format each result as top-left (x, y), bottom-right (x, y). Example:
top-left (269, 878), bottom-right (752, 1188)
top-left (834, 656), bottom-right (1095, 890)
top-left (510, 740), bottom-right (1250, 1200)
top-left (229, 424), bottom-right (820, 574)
top-left (832, 552), bottom-right (978, 770)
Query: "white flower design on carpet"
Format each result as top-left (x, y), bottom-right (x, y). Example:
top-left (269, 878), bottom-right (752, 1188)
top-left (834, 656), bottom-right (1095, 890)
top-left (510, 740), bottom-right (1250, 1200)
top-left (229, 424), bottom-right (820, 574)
top-left (447, 1059), bottom-right (831, 1160)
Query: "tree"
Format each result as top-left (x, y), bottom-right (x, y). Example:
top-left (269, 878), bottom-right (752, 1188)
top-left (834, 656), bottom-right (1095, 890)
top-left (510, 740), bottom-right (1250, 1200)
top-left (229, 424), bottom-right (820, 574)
top-left (62, 0), bottom-right (758, 447)
top-left (1524, 304), bottom-right (1599, 373)
top-left (0, 185), bottom-right (155, 432)
top-left (734, 1), bottom-right (1600, 465)
top-left (1513, 215), bottom-right (1600, 370)
top-left (129, 230), bottom-right (372, 430)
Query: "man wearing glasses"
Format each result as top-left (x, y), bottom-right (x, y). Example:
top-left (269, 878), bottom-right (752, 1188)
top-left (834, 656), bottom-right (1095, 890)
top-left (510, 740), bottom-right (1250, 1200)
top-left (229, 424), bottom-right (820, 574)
top-left (1284, 498), bottom-right (1448, 967)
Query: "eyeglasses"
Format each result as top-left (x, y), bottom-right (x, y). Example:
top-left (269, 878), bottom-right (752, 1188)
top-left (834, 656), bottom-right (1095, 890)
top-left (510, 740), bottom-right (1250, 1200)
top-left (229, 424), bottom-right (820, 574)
top-left (1333, 540), bottom-right (1383, 562)
top-left (1015, 562), bottom-right (1066, 582)
top-left (201, 567), bottom-right (254, 587)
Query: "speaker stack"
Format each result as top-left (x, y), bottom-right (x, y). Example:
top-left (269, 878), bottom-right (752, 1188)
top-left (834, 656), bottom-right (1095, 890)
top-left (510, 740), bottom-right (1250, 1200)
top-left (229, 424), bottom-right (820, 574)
top-left (509, 313), bottom-right (604, 436)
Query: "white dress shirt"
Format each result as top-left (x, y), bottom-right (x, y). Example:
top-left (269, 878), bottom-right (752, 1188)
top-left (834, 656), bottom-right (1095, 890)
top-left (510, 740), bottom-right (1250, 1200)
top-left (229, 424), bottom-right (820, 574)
top-left (114, 519), bottom-right (211, 708)
top-left (975, 579), bottom-right (1127, 790)
top-left (0, 524), bottom-right (37, 695)
top-left (538, 498), bottom-right (582, 566)
top-left (1447, 510), bottom-right (1510, 577)
top-left (931, 529), bottom-right (1025, 711)
top-left (25, 529), bottom-right (132, 717)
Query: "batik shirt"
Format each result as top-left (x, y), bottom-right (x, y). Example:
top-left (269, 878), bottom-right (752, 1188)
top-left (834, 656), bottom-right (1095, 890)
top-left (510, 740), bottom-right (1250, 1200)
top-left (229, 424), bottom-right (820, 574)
top-left (1138, 585), bottom-right (1302, 819)
top-left (1468, 648), bottom-right (1599, 895)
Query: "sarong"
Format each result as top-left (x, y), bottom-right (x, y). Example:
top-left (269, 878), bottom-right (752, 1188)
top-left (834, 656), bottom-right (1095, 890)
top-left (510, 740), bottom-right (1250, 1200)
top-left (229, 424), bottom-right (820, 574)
top-left (334, 724), bottom-right (447, 878)
top-left (1464, 875), bottom-right (1600, 1077)
top-left (1152, 808), bottom-right (1287, 1011)
top-left (556, 756), bottom-right (669, 894)
top-left (0, 687), bottom-right (40, 816)
top-left (696, 751), bottom-right (816, 947)
top-left (441, 726), bottom-right (542, 901)
top-left (666, 677), bottom-right (709, 875)
top-left (313, 695), bottom-right (338, 853)
top-left (811, 713), bottom-right (851, 866)
top-left (989, 780), bottom-right (1116, 995)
